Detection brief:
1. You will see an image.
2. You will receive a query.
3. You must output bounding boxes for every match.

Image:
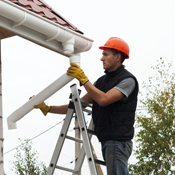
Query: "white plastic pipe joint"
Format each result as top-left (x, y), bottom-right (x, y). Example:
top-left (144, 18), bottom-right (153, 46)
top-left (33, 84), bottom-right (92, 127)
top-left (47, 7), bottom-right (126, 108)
top-left (62, 38), bottom-right (75, 54)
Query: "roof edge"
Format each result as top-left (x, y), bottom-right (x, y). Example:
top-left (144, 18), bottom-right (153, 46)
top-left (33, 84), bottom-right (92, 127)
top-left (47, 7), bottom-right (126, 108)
top-left (0, 0), bottom-right (93, 55)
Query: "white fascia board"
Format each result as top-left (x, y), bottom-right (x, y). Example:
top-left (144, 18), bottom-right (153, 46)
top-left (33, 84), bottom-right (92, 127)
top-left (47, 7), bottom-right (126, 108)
top-left (0, 0), bottom-right (93, 56)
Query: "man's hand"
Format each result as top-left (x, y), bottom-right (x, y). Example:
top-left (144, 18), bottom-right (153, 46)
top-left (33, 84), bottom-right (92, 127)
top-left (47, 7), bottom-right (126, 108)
top-left (29, 96), bottom-right (51, 116)
top-left (34, 102), bottom-right (51, 116)
top-left (67, 62), bottom-right (89, 85)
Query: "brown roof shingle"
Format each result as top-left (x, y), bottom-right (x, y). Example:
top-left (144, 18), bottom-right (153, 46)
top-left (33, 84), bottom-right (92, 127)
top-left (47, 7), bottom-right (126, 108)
top-left (8, 0), bottom-right (84, 34)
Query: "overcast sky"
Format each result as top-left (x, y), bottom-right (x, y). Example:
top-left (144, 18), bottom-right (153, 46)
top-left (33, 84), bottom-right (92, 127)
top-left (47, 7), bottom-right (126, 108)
top-left (2, 0), bottom-right (175, 174)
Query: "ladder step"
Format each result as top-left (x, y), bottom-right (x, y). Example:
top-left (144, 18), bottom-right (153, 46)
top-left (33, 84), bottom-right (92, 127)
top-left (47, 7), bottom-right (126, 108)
top-left (81, 100), bottom-right (92, 114)
top-left (81, 100), bottom-right (92, 108)
top-left (65, 135), bottom-right (83, 143)
top-left (55, 165), bottom-right (78, 174)
top-left (95, 159), bottom-right (106, 166)
top-left (83, 108), bottom-right (92, 114)
top-left (87, 129), bottom-right (96, 135)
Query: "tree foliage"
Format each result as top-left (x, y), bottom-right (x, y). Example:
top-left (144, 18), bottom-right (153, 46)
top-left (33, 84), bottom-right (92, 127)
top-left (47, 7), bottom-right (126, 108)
top-left (11, 139), bottom-right (47, 175)
top-left (129, 58), bottom-right (175, 175)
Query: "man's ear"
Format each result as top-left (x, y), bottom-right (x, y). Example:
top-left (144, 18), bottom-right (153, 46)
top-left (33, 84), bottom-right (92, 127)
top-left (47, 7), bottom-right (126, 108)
top-left (116, 53), bottom-right (121, 62)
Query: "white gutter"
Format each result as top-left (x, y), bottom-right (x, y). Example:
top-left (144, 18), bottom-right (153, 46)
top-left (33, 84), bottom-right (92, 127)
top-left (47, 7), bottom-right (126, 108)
top-left (0, 0), bottom-right (93, 55)
top-left (7, 54), bottom-right (80, 130)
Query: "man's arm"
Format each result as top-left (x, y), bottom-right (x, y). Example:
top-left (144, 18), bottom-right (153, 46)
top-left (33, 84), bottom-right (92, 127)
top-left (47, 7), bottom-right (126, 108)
top-left (49, 93), bottom-right (93, 114)
top-left (49, 104), bottom-right (69, 114)
top-left (84, 81), bottom-right (124, 106)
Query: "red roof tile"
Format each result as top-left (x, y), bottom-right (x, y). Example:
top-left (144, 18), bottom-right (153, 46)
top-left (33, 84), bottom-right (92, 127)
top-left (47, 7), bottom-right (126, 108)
top-left (8, 0), bottom-right (84, 34)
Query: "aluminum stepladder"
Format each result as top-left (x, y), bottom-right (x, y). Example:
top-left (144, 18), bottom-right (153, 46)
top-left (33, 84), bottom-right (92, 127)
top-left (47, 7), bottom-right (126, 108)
top-left (46, 84), bottom-right (105, 175)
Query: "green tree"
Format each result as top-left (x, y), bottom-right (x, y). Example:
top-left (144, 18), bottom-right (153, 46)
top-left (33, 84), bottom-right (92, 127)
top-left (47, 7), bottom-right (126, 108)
top-left (11, 139), bottom-right (47, 175)
top-left (129, 58), bottom-right (175, 175)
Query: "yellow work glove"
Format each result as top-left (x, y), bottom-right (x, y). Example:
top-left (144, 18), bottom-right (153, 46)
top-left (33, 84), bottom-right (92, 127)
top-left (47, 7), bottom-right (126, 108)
top-left (29, 96), bottom-right (51, 116)
top-left (34, 102), bottom-right (51, 116)
top-left (67, 62), bottom-right (89, 86)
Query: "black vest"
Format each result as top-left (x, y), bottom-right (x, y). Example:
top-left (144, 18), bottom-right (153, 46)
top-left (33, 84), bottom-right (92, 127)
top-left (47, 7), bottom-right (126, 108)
top-left (92, 65), bottom-right (139, 142)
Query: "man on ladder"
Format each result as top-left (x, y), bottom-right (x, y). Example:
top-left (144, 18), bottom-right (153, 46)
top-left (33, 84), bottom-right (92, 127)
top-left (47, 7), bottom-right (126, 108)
top-left (34, 37), bottom-right (139, 175)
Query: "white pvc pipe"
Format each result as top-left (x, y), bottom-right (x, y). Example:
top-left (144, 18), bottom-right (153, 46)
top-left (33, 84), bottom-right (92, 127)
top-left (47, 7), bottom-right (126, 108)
top-left (7, 54), bottom-right (80, 130)
top-left (0, 0), bottom-right (93, 54)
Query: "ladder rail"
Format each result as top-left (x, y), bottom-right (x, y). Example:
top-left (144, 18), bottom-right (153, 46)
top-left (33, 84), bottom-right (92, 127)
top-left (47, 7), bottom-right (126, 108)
top-left (46, 102), bottom-right (74, 175)
top-left (70, 84), bottom-right (98, 175)
top-left (72, 118), bottom-right (94, 175)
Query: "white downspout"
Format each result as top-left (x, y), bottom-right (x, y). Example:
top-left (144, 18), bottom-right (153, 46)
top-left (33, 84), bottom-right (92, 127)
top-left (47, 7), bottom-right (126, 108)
top-left (7, 54), bottom-right (80, 130)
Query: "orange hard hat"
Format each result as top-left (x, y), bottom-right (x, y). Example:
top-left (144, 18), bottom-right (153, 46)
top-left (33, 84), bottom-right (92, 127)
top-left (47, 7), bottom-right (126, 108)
top-left (99, 37), bottom-right (129, 59)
